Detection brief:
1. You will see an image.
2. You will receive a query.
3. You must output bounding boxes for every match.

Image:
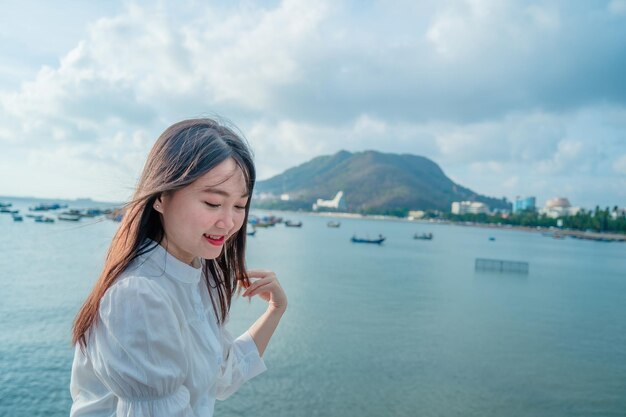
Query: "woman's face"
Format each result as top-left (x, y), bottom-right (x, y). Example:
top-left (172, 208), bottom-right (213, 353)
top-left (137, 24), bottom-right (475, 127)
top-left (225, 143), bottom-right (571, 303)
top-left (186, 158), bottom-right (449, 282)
top-left (154, 157), bottom-right (249, 265)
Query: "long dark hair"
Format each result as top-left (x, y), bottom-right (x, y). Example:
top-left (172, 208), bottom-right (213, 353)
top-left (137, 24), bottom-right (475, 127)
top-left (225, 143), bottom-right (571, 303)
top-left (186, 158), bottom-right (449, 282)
top-left (72, 118), bottom-right (255, 348)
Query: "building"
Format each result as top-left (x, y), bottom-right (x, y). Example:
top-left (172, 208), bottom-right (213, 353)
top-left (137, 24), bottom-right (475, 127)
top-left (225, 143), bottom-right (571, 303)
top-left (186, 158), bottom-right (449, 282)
top-left (611, 208), bottom-right (626, 220)
top-left (408, 210), bottom-right (426, 220)
top-left (312, 191), bottom-right (346, 211)
top-left (545, 197), bottom-right (571, 209)
top-left (539, 197), bottom-right (580, 218)
top-left (513, 196), bottom-right (536, 213)
top-left (451, 201), bottom-right (490, 215)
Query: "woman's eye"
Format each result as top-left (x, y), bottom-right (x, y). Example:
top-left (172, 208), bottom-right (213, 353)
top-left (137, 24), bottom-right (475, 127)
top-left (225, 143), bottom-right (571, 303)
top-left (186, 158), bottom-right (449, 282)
top-left (205, 202), bottom-right (220, 208)
top-left (235, 205), bottom-right (246, 210)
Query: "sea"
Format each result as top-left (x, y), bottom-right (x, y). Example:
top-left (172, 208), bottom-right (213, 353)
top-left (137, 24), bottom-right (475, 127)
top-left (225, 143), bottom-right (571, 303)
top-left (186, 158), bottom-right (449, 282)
top-left (0, 196), bottom-right (625, 417)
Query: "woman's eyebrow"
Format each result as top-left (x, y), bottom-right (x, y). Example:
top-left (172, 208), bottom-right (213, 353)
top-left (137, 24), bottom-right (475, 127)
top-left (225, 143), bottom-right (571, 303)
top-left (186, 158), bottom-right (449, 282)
top-left (201, 187), bottom-right (249, 198)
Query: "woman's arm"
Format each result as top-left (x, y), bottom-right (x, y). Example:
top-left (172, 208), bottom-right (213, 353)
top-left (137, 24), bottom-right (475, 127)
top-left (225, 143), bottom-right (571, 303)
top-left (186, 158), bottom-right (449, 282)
top-left (241, 269), bottom-right (287, 356)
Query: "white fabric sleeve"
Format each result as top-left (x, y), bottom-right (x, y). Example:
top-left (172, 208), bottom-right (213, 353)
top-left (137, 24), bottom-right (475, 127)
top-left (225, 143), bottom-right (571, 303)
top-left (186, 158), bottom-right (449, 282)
top-left (215, 327), bottom-right (267, 400)
top-left (88, 277), bottom-right (196, 417)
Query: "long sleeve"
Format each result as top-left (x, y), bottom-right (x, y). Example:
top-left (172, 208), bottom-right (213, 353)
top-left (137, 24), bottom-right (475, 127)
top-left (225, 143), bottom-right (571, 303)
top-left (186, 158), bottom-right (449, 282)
top-left (88, 277), bottom-right (196, 417)
top-left (214, 327), bottom-right (267, 400)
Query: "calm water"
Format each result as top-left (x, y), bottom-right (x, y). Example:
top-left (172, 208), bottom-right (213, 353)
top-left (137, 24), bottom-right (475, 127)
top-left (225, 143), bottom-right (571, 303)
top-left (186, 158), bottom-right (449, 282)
top-left (1, 197), bottom-right (625, 417)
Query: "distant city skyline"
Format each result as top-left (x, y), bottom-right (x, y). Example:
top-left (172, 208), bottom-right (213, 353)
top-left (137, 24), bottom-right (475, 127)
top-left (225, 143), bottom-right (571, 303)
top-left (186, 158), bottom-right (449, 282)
top-left (1, 0), bottom-right (625, 209)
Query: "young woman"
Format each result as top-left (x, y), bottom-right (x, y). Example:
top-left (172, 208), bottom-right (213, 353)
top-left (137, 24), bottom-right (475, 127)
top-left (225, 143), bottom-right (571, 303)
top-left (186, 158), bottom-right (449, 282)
top-left (69, 118), bottom-right (287, 417)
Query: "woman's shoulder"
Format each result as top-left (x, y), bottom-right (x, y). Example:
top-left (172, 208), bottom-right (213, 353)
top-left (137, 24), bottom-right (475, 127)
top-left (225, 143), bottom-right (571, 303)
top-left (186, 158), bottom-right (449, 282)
top-left (100, 275), bottom-right (172, 313)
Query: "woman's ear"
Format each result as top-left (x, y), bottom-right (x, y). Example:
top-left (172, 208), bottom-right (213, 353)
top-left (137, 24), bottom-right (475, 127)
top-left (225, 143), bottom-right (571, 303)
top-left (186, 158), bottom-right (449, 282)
top-left (153, 195), bottom-right (163, 213)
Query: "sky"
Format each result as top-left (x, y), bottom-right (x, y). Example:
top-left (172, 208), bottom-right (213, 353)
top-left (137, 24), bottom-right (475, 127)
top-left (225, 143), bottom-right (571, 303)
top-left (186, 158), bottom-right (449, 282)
top-left (1, 0), bottom-right (625, 209)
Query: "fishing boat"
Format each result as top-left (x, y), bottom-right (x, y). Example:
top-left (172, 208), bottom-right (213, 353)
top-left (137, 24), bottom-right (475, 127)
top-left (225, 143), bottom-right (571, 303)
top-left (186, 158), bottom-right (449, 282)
top-left (58, 213), bottom-right (81, 221)
top-left (413, 232), bottom-right (433, 240)
top-left (285, 220), bottom-right (302, 227)
top-left (488, 237), bottom-right (496, 241)
top-left (249, 215), bottom-right (281, 227)
top-left (12, 213), bottom-right (23, 222)
top-left (35, 216), bottom-right (55, 223)
top-left (29, 203), bottom-right (66, 211)
top-left (327, 221), bottom-right (341, 228)
top-left (351, 235), bottom-right (385, 244)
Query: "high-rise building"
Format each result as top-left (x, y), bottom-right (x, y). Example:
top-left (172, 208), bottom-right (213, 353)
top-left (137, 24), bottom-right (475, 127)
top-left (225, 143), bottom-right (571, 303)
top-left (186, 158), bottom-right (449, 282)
top-left (451, 201), bottom-right (489, 215)
top-left (513, 196), bottom-right (536, 213)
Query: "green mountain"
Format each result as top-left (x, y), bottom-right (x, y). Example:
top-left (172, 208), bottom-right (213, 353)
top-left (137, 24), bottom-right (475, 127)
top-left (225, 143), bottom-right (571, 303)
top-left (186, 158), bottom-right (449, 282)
top-left (254, 150), bottom-right (510, 215)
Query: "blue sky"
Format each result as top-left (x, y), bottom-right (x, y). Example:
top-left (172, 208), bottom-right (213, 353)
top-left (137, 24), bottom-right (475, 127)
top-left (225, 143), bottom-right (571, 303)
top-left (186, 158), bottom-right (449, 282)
top-left (1, 0), bottom-right (625, 209)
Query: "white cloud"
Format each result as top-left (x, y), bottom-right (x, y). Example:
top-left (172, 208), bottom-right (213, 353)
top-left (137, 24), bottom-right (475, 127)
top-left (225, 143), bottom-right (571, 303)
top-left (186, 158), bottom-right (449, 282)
top-left (0, 0), bottom-right (625, 209)
top-left (608, 0), bottom-right (626, 15)
top-left (613, 154), bottom-right (626, 175)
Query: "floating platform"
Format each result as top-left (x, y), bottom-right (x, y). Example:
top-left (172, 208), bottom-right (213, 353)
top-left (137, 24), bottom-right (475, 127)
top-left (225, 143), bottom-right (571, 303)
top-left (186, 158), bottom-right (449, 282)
top-left (475, 258), bottom-right (529, 274)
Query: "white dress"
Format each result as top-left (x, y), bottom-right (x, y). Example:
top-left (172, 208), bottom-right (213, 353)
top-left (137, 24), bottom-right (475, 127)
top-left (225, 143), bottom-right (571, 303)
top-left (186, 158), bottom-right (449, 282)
top-left (69, 239), bottom-right (267, 417)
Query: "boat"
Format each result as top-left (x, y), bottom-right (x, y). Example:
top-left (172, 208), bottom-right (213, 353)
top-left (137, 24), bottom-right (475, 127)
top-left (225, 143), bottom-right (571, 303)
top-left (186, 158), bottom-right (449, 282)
top-left (12, 213), bottom-right (23, 222)
top-left (285, 220), bottom-right (302, 227)
top-left (248, 215), bottom-right (282, 227)
top-left (351, 235), bottom-right (385, 244)
top-left (251, 221), bottom-right (269, 228)
top-left (105, 208), bottom-right (125, 222)
top-left (327, 221), bottom-right (341, 228)
top-left (247, 229), bottom-right (256, 236)
top-left (29, 203), bottom-right (66, 211)
top-left (488, 237), bottom-right (496, 241)
top-left (0, 202), bottom-right (12, 208)
top-left (0, 208), bottom-right (18, 214)
top-left (58, 213), bottom-right (81, 221)
top-left (35, 216), bottom-right (55, 223)
top-left (413, 232), bottom-right (433, 240)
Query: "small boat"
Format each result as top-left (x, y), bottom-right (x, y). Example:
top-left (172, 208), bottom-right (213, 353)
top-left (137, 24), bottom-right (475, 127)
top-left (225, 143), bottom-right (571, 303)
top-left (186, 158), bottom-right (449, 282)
top-left (12, 213), bottom-right (23, 221)
top-left (35, 216), bottom-right (55, 223)
top-left (247, 229), bottom-right (256, 236)
top-left (351, 235), bottom-right (385, 244)
top-left (58, 213), bottom-right (81, 221)
top-left (488, 237), bottom-right (496, 241)
top-left (252, 222), bottom-right (270, 228)
top-left (30, 203), bottom-right (65, 211)
top-left (0, 202), bottom-right (12, 208)
top-left (249, 215), bottom-right (281, 227)
top-left (413, 232), bottom-right (433, 240)
top-left (285, 220), bottom-right (302, 227)
top-left (0, 208), bottom-right (17, 213)
top-left (327, 221), bottom-right (341, 228)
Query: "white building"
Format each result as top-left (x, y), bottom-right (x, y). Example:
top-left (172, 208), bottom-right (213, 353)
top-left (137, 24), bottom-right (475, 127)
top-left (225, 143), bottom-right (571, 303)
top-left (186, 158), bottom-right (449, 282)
top-left (451, 201), bottom-right (490, 215)
top-left (539, 197), bottom-right (581, 218)
top-left (313, 191), bottom-right (345, 211)
top-left (611, 208), bottom-right (626, 220)
top-left (408, 210), bottom-right (426, 220)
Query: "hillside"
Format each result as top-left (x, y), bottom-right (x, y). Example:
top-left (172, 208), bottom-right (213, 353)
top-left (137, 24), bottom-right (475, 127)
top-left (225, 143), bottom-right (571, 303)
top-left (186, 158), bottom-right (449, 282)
top-left (254, 150), bottom-right (510, 215)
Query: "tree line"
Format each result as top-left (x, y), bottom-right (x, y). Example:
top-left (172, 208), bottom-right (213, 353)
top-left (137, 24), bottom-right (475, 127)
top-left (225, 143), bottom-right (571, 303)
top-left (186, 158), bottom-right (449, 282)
top-left (442, 206), bottom-right (626, 234)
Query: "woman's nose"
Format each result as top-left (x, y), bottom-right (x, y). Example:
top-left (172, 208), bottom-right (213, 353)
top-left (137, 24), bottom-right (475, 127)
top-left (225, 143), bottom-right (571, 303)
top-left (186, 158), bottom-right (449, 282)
top-left (215, 210), bottom-right (235, 230)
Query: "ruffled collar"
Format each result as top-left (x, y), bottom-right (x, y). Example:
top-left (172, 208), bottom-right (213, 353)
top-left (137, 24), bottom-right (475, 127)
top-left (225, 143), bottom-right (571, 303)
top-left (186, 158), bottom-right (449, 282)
top-left (141, 238), bottom-right (203, 284)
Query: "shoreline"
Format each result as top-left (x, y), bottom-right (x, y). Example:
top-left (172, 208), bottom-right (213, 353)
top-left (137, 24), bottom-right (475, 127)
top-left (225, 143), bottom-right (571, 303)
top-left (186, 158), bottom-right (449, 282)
top-left (251, 209), bottom-right (626, 242)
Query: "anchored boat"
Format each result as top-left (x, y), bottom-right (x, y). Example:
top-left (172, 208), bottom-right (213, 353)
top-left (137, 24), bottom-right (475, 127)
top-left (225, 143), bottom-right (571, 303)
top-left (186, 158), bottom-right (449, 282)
top-left (351, 235), bottom-right (385, 244)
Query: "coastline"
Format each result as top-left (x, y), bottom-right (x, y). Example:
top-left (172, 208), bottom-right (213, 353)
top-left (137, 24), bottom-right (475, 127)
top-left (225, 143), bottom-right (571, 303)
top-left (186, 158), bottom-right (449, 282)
top-left (251, 208), bottom-right (626, 242)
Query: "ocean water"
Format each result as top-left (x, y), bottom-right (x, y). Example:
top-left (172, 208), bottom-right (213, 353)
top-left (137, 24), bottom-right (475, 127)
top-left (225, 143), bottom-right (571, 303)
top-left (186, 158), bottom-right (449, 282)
top-left (1, 197), bottom-right (625, 417)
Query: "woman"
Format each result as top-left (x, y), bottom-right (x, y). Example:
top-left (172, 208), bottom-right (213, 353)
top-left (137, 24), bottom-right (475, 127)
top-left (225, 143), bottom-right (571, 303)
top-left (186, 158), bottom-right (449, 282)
top-left (70, 118), bottom-right (287, 416)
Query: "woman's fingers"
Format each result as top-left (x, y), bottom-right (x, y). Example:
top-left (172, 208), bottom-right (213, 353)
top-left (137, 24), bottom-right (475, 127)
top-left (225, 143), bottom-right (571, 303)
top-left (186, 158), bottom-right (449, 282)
top-left (243, 281), bottom-right (273, 297)
top-left (242, 275), bottom-right (274, 295)
top-left (240, 269), bottom-right (287, 309)
top-left (245, 269), bottom-right (275, 279)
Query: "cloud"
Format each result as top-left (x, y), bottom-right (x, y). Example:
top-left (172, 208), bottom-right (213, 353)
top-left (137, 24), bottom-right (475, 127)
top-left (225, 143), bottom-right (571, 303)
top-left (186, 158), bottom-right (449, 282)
top-left (0, 0), bottom-right (625, 208)
top-left (608, 0), bottom-right (626, 15)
